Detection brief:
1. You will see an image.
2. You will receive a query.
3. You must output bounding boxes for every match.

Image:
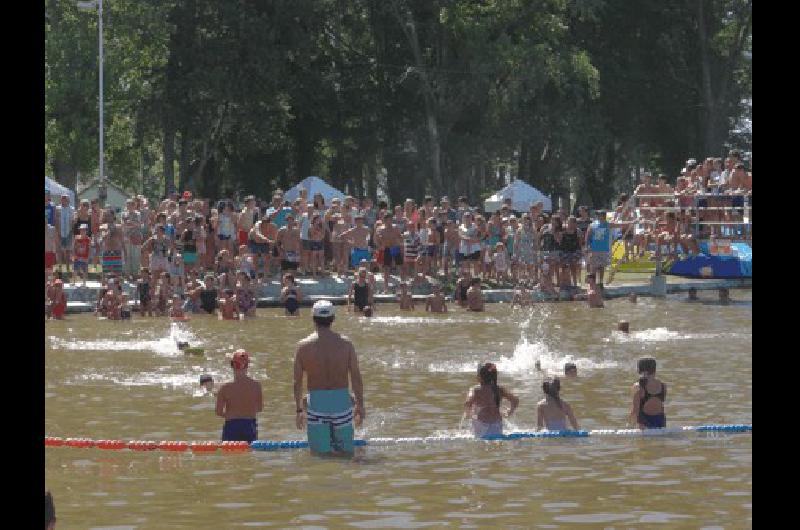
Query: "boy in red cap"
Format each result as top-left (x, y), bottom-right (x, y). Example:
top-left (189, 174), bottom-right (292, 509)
top-left (215, 349), bottom-right (263, 442)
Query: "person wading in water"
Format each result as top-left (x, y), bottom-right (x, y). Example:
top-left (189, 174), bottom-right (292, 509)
top-left (215, 350), bottom-right (263, 442)
top-left (294, 300), bottom-right (365, 456)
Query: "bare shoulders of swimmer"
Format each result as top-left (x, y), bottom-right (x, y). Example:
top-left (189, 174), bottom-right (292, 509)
top-left (296, 332), bottom-right (355, 389)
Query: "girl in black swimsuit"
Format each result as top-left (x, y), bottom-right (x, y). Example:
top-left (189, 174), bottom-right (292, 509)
top-left (630, 357), bottom-right (667, 429)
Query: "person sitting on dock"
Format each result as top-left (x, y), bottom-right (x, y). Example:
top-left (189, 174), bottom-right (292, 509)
top-left (216, 349), bottom-right (262, 443)
top-left (536, 378), bottom-right (579, 431)
top-left (464, 362), bottom-right (519, 438)
top-left (630, 357), bottom-right (667, 429)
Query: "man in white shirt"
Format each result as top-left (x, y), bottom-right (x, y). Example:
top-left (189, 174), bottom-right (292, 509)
top-left (458, 212), bottom-right (482, 275)
top-left (54, 194), bottom-right (75, 267)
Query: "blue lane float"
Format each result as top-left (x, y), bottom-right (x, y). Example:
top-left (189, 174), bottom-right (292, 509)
top-left (248, 424), bottom-right (751, 451)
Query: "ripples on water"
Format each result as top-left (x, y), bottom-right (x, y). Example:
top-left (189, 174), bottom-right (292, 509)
top-left (45, 291), bottom-right (752, 528)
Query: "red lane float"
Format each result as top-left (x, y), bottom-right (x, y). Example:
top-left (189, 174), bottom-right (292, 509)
top-left (220, 441), bottom-right (249, 452)
top-left (45, 437), bottom-right (65, 447)
top-left (65, 438), bottom-right (95, 448)
top-left (159, 441), bottom-right (189, 452)
top-left (97, 440), bottom-right (126, 450)
top-left (128, 440), bottom-right (158, 451)
top-left (191, 441), bottom-right (219, 453)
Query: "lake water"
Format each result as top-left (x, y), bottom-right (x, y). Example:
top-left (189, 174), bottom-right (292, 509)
top-left (45, 290), bottom-right (752, 528)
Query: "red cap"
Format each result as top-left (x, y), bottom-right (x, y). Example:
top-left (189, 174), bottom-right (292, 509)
top-left (230, 349), bottom-right (249, 370)
top-left (182, 191), bottom-right (193, 199)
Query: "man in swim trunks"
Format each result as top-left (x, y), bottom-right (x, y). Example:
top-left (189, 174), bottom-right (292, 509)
top-left (294, 300), bottom-right (365, 456)
top-left (216, 349), bottom-right (263, 442)
top-left (100, 209), bottom-right (126, 278)
top-left (375, 212), bottom-right (404, 286)
top-left (340, 215), bottom-right (372, 271)
top-left (276, 215), bottom-right (301, 271)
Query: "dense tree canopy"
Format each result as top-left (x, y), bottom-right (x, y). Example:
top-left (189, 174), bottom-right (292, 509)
top-left (45, 0), bottom-right (751, 208)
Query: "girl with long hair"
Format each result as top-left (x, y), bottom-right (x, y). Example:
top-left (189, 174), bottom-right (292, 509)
top-left (464, 362), bottom-right (519, 438)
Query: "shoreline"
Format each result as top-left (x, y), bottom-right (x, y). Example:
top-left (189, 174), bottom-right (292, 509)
top-left (60, 276), bottom-right (752, 313)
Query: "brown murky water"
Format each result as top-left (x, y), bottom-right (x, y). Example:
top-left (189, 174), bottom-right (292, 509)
top-left (45, 290), bottom-right (752, 528)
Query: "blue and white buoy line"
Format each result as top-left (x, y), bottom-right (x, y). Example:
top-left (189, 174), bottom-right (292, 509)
top-left (249, 424), bottom-right (752, 451)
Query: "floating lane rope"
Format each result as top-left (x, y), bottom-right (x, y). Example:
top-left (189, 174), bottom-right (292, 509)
top-left (44, 424), bottom-right (751, 454)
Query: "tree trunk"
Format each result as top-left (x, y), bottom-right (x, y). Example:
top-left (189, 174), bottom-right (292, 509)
top-left (163, 126), bottom-right (176, 196)
top-left (52, 159), bottom-right (78, 192)
top-left (696, 0), bottom-right (717, 155)
top-left (178, 129), bottom-right (190, 193)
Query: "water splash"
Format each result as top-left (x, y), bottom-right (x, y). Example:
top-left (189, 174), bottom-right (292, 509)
top-left (610, 327), bottom-right (752, 343)
top-left (48, 323), bottom-right (201, 356)
top-left (429, 306), bottom-right (617, 374)
top-left (366, 316), bottom-right (501, 326)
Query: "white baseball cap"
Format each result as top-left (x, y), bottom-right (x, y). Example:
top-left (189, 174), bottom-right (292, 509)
top-left (312, 300), bottom-right (336, 318)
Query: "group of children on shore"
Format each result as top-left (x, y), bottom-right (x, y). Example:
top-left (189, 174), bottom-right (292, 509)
top-left (463, 356), bottom-right (667, 436)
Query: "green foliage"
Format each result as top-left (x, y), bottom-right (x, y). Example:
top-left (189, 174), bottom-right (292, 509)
top-left (45, 0), bottom-right (751, 207)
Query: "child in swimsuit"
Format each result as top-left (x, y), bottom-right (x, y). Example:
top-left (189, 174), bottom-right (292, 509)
top-left (169, 295), bottom-right (186, 319)
top-left (398, 282), bottom-right (414, 311)
top-left (200, 374), bottom-right (215, 395)
top-left (464, 363), bottom-right (519, 438)
top-left (137, 268), bottom-right (153, 316)
top-left (536, 378), bottom-right (579, 431)
top-left (218, 289), bottom-right (240, 320)
top-left (281, 273), bottom-right (302, 316)
top-left (630, 357), bottom-right (667, 429)
top-left (235, 274), bottom-right (256, 317)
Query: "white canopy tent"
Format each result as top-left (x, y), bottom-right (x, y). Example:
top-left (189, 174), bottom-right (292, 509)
top-left (483, 179), bottom-right (552, 213)
top-left (45, 176), bottom-right (76, 205)
top-left (283, 176), bottom-right (347, 205)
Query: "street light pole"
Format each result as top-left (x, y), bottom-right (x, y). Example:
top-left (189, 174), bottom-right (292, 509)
top-left (98, 0), bottom-right (104, 199)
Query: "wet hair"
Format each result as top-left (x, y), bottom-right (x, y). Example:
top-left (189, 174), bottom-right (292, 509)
top-left (542, 378), bottom-right (562, 408)
top-left (638, 357), bottom-right (657, 376)
top-left (478, 363), bottom-right (501, 407)
top-left (313, 315), bottom-right (335, 327)
top-left (564, 363), bottom-right (577, 375)
top-left (45, 491), bottom-right (56, 527)
top-left (199, 374), bottom-right (213, 385)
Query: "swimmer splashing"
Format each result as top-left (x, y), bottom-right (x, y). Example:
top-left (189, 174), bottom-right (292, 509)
top-left (463, 363), bottom-right (519, 438)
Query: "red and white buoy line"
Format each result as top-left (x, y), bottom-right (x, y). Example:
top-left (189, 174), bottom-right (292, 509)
top-left (45, 424), bottom-right (752, 454)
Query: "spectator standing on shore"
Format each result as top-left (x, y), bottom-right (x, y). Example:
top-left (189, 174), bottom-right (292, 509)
top-left (122, 199), bottom-right (144, 278)
top-left (585, 210), bottom-right (612, 287)
top-left (54, 194), bottom-right (74, 268)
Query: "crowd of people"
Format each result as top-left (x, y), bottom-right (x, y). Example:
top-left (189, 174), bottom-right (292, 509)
top-left (613, 150), bottom-right (752, 261)
top-left (44, 149), bottom-right (751, 318)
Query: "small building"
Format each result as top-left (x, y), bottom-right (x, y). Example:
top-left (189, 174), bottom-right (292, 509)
top-left (77, 180), bottom-right (133, 213)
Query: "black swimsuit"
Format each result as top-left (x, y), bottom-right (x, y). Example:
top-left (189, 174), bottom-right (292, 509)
top-left (638, 379), bottom-right (667, 429)
top-left (285, 287), bottom-right (299, 315)
top-left (353, 283), bottom-right (369, 310)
